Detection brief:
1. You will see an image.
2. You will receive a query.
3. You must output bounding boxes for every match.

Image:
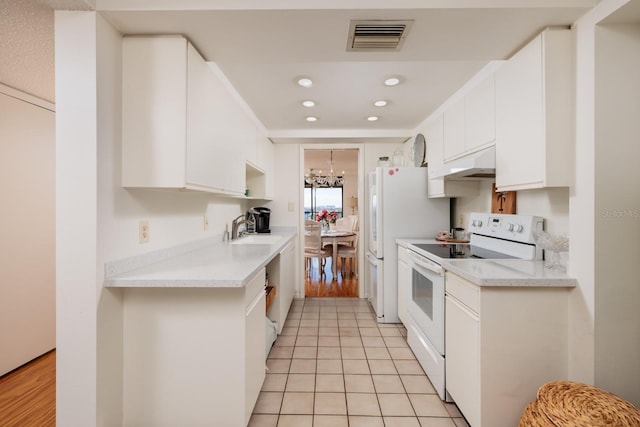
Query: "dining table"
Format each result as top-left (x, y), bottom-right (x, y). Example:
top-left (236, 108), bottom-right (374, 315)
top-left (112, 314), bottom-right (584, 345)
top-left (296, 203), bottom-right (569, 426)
top-left (321, 230), bottom-right (356, 278)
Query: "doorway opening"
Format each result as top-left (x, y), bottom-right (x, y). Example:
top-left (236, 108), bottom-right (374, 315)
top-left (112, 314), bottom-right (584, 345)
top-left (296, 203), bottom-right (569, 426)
top-left (303, 148), bottom-right (360, 297)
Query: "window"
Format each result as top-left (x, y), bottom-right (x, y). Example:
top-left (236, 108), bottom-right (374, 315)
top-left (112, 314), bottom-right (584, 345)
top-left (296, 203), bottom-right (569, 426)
top-left (304, 185), bottom-right (343, 220)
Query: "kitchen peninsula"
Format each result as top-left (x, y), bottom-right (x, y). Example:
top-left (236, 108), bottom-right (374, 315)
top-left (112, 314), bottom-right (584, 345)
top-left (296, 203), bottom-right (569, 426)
top-left (104, 228), bottom-right (296, 427)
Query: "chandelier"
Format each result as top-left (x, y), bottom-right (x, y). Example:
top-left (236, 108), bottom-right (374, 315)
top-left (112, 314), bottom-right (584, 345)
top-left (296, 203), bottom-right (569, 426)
top-left (305, 150), bottom-right (345, 187)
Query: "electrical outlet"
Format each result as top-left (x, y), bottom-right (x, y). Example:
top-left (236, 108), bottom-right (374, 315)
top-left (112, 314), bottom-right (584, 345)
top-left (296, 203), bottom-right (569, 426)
top-left (459, 214), bottom-right (466, 227)
top-left (288, 202), bottom-right (295, 212)
top-left (204, 215), bottom-right (209, 231)
top-left (139, 220), bottom-right (149, 244)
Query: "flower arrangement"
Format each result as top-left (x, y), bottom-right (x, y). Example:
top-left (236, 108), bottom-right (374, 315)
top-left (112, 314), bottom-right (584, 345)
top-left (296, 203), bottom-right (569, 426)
top-left (316, 209), bottom-right (337, 224)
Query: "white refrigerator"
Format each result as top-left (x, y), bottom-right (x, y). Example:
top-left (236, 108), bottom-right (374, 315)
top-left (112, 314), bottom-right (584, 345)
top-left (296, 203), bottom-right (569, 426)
top-left (366, 167), bottom-right (450, 323)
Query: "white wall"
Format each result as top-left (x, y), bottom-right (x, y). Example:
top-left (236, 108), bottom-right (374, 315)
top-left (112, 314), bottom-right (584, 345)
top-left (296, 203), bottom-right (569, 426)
top-left (0, 86), bottom-right (55, 377)
top-left (453, 182), bottom-right (570, 233)
top-left (568, 0), bottom-right (625, 393)
top-left (269, 144), bottom-right (300, 228)
top-left (55, 11), bottom-right (99, 425)
top-left (570, 0), bottom-right (640, 407)
top-left (593, 20), bottom-right (640, 405)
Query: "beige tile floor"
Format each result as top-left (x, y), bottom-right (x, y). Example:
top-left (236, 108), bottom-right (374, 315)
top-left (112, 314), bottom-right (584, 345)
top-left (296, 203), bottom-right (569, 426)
top-left (250, 298), bottom-right (470, 427)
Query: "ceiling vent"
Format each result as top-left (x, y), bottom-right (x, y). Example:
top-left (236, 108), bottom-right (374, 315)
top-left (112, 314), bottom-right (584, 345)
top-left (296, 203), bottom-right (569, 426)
top-left (347, 20), bottom-right (414, 52)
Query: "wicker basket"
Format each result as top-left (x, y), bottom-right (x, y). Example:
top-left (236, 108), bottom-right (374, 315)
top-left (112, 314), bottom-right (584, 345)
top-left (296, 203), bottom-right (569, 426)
top-left (520, 381), bottom-right (640, 427)
top-left (519, 400), bottom-right (555, 427)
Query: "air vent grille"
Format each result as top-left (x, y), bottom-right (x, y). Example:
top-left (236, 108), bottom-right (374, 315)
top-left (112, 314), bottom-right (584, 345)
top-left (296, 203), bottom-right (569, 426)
top-left (347, 20), bottom-right (413, 51)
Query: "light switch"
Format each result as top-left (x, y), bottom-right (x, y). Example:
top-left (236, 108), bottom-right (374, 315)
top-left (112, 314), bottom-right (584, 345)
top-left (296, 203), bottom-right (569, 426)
top-left (288, 202), bottom-right (295, 212)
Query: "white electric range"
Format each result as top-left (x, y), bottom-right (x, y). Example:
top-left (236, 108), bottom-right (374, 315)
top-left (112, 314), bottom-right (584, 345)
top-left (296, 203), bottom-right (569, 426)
top-left (404, 212), bottom-right (544, 401)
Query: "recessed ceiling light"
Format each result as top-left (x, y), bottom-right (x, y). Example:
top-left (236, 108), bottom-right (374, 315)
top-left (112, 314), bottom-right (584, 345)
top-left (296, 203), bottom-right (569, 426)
top-left (384, 77), bottom-right (401, 86)
top-left (298, 78), bottom-right (313, 88)
top-left (306, 116), bottom-right (318, 122)
top-left (374, 100), bottom-right (388, 107)
top-left (367, 116), bottom-right (379, 122)
top-left (302, 100), bottom-right (316, 107)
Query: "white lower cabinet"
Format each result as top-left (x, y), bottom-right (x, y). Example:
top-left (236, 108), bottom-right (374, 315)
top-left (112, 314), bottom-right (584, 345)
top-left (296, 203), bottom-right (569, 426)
top-left (123, 269), bottom-right (267, 427)
top-left (245, 287), bottom-right (266, 423)
top-left (445, 272), bottom-right (571, 427)
top-left (397, 245), bottom-right (411, 325)
top-left (267, 240), bottom-right (297, 334)
top-left (445, 288), bottom-right (480, 426)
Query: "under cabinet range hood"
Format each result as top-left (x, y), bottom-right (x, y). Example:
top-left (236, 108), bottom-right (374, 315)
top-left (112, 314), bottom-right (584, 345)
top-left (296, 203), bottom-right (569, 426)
top-left (431, 146), bottom-right (496, 180)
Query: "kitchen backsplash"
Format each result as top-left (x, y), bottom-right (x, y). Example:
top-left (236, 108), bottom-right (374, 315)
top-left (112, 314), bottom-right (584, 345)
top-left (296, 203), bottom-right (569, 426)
top-left (454, 180), bottom-right (569, 234)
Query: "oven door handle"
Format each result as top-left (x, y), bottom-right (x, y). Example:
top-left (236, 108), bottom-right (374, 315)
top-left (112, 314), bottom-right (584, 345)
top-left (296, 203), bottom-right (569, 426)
top-left (408, 250), bottom-right (444, 276)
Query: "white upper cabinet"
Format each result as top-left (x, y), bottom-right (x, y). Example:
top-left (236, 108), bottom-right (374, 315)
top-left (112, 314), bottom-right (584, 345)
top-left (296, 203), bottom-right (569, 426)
top-left (122, 36), bottom-right (250, 195)
top-left (425, 115), bottom-right (446, 198)
top-left (443, 72), bottom-right (496, 162)
top-left (258, 134), bottom-right (274, 199)
top-left (495, 28), bottom-right (572, 191)
top-left (443, 99), bottom-right (466, 161)
top-left (465, 75), bottom-right (496, 152)
top-left (424, 115), bottom-right (481, 199)
top-left (245, 127), bottom-right (274, 200)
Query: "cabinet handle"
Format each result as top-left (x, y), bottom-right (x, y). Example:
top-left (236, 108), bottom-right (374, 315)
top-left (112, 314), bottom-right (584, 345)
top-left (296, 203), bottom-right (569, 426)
top-left (446, 294), bottom-right (478, 319)
top-left (246, 290), bottom-right (265, 316)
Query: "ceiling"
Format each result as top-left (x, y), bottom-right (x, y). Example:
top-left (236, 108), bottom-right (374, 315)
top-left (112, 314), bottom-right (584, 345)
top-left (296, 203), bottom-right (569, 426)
top-left (42, 0), bottom-right (602, 144)
top-left (98, 1), bottom-right (596, 144)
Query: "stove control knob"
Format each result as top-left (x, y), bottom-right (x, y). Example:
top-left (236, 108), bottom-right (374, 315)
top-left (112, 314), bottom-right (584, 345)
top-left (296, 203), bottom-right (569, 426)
top-left (514, 224), bottom-right (524, 233)
top-left (505, 223), bottom-right (515, 231)
top-left (472, 220), bottom-right (483, 227)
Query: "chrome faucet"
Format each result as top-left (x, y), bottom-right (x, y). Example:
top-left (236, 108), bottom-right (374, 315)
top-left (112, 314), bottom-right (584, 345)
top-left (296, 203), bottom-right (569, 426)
top-left (231, 214), bottom-right (255, 240)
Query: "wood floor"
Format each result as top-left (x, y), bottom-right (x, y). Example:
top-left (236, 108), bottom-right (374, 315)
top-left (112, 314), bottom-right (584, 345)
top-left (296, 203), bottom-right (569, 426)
top-left (0, 350), bottom-right (55, 426)
top-left (305, 256), bottom-right (359, 297)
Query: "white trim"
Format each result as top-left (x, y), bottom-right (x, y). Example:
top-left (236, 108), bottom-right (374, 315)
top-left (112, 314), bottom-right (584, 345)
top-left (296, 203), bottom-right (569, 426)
top-left (95, 0), bottom-right (596, 12)
top-left (0, 83), bottom-right (55, 112)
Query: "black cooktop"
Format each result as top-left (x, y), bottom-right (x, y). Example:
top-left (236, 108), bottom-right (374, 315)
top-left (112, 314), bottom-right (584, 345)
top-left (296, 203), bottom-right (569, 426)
top-left (412, 243), bottom-right (516, 260)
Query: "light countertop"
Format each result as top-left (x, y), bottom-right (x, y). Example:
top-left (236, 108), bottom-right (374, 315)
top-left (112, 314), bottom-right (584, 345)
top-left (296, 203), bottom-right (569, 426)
top-left (104, 227), bottom-right (297, 288)
top-left (397, 238), bottom-right (576, 287)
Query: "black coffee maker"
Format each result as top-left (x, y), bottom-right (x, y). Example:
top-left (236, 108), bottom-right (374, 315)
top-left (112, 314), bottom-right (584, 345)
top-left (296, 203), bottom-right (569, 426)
top-left (249, 207), bottom-right (271, 234)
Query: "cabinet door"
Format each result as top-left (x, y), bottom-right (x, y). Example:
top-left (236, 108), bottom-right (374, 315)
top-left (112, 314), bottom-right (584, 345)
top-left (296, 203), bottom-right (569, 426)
top-left (445, 295), bottom-right (480, 427)
top-left (199, 62), bottom-right (247, 195)
top-left (122, 37), bottom-right (188, 188)
top-left (259, 136), bottom-right (275, 199)
top-left (465, 75), bottom-right (496, 152)
top-left (443, 99), bottom-right (466, 161)
top-left (281, 241), bottom-right (296, 323)
top-left (495, 35), bottom-right (544, 189)
top-left (397, 246), bottom-right (410, 324)
top-left (186, 43), bottom-right (226, 191)
top-left (425, 115), bottom-right (445, 198)
top-left (245, 290), bottom-right (266, 424)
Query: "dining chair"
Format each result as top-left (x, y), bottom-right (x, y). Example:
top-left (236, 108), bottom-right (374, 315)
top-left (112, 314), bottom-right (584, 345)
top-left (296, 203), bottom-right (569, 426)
top-left (304, 220), bottom-right (331, 276)
top-left (337, 232), bottom-right (358, 277)
top-left (335, 218), bottom-right (350, 231)
top-left (348, 215), bottom-right (359, 232)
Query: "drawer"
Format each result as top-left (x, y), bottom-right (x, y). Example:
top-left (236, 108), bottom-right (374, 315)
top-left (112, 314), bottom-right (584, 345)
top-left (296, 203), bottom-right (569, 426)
top-left (446, 272), bottom-right (479, 313)
top-left (245, 268), bottom-right (266, 306)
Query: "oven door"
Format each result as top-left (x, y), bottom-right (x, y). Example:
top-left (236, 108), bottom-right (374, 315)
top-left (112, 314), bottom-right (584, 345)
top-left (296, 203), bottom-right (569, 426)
top-left (407, 250), bottom-right (445, 355)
